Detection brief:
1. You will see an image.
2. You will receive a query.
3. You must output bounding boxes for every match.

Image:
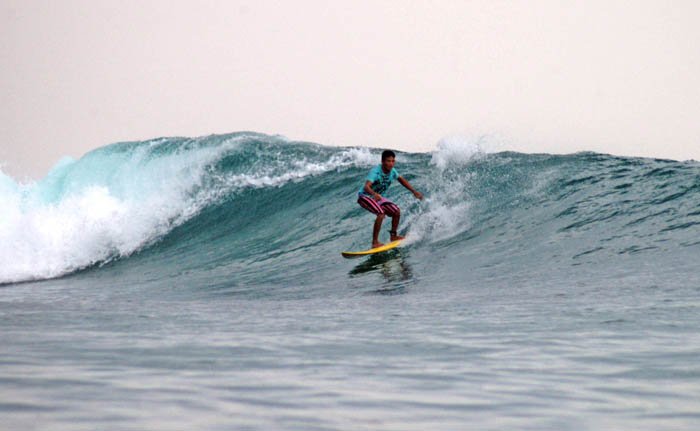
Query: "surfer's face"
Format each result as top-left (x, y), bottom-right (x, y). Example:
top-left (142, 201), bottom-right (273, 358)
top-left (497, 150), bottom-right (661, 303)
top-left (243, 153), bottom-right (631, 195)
top-left (381, 156), bottom-right (395, 173)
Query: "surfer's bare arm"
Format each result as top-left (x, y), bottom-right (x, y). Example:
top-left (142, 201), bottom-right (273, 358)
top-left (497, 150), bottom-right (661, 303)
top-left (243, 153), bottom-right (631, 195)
top-left (364, 181), bottom-right (382, 201)
top-left (398, 177), bottom-right (423, 200)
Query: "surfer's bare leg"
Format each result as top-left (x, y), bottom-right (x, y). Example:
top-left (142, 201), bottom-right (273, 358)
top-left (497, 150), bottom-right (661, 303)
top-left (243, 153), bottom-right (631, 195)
top-left (389, 210), bottom-right (404, 241)
top-left (373, 214), bottom-right (385, 248)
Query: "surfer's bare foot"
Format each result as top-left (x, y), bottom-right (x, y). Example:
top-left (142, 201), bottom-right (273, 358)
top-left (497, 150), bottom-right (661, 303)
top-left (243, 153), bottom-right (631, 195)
top-left (372, 241), bottom-right (385, 249)
top-left (390, 234), bottom-right (404, 241)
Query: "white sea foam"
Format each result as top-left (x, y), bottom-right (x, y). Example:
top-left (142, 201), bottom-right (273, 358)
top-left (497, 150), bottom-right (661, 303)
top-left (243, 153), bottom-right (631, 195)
top-left (428, 133), bottom-right (510, 170)
top-left (221, 146), bottom-right (374, 189)
top-left (0, 139), bottom-right (237, 283)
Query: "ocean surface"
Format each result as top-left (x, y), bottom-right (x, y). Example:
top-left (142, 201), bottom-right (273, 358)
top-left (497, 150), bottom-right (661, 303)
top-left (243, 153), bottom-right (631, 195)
top-left (1, 132), bottom-right (699, 430)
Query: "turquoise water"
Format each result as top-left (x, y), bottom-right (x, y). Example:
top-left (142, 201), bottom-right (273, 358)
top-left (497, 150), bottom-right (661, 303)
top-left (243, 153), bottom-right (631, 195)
top-left (1, 133), bottom-right (699, 430)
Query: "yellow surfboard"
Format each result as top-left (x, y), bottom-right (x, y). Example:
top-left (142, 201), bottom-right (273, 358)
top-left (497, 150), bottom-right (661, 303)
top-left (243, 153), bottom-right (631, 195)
top-left (341, 240), bottom-right (403, 258)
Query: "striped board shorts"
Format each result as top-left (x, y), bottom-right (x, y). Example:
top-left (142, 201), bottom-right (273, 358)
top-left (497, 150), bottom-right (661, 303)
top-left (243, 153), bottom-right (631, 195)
top-left (357, 194), bottom-right (400, 217)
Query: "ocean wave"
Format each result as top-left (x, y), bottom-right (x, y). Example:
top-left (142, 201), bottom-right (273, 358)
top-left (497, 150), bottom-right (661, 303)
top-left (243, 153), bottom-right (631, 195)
top-left (2, 132), bottom-right (699, 285)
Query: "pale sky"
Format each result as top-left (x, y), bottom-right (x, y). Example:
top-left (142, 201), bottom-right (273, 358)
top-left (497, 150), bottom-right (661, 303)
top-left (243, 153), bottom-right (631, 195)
top-left (2, 0), bottom-right (699, 179)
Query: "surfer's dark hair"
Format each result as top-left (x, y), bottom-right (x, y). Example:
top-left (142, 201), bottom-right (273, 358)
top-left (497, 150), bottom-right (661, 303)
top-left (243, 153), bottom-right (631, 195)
top-left (382, 150), bottom-right (396, 161)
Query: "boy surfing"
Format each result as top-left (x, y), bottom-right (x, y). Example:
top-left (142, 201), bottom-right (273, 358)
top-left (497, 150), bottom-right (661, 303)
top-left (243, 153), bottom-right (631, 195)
top-left (357, 150), bottom-right (423, 249)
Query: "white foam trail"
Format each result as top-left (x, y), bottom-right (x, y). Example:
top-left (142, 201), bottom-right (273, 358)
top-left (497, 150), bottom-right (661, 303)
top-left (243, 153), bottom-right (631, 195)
top-left (405, 135), bottom-right (490, 243)
top-left (405, 199), bottom-right (473, 246)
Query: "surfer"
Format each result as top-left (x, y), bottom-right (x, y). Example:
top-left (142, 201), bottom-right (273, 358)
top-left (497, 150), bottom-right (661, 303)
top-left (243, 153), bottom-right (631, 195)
top-left (357, 150), bottom-right (423, 248)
